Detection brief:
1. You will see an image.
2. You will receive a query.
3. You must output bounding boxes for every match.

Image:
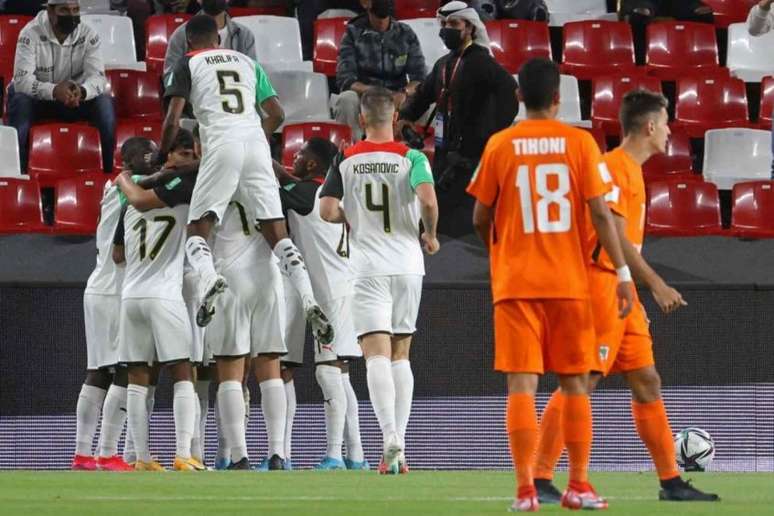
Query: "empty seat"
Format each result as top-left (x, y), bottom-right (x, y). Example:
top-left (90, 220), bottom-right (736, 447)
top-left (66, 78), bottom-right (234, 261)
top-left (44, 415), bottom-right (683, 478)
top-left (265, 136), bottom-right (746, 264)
top-left (237, 16), bottom-right (310, 72)
top-left (486, 19), bottom-right (551, 75)
top-left (229, 6), bottom-right (287, 17)
top-left (28, 124), bottom-right (103, 183)
top-left (561, 21), bottom-right (638, 81)
top-left (268, 71), bottom-right (331, 124)
top-left (0, 125), bottom-right (21, 177)
top-left (673, 76), bottom-right (749, 138)
top-left (105, 69), bottom-right (162, 121)
top-left (313, 17), bottom-right (349, 77)
top-left (592, 74), bottom-right (663, 136)
top-left (544, 0), bottom-right (611, 27)
top-left (516, 74), bottom-right (586, 126)
top-left (281, 122), bottom-right (352, 167)
top-left (643, 131), bottom-right (695, 181)
top-left (53, 174), bottom-right (108, 234)
top-left (703, 0), bottom-right (758, 28)
top-left (646, 22), bottom-right (723, 80)
top-left (703, 128), bottom-right (772, 189)
top-left (759, 75), bottom-right (774, 129)
top-left (731, 180), bottom-right (774, 237)
top-left (113, 120), bottom-right (161, 171)
top-left (0, 15), bottom-right (32, 62)
top-left (0, 177), bottom-right (46, 233)
top-left (395, 0), bottom-right (440, 19)
top-left (82, 15), bottom-right (142, 70)
top-left (646, 180), bottom-right (722, 236)
top-left (145, 14), bottom-right (191, 75)
top-left (80, 0), bottom-right (114, 14)
top-left (727, 22), bottom-right (774, 82)
top-left (402, 18), bottom-right (447, 74)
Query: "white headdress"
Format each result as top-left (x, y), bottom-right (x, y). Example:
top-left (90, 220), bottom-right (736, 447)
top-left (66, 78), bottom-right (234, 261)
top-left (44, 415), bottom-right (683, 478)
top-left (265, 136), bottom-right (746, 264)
top-left (437, 0), bottom-right (492, 51)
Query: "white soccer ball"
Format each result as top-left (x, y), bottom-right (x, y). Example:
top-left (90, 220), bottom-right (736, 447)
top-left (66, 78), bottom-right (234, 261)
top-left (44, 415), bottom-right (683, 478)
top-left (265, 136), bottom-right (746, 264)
top-left (674, 427), bottom-right (715, 472)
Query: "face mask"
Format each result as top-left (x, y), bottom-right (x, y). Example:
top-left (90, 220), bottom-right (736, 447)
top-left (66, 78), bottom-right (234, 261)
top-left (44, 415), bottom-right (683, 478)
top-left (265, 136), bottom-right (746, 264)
top-left (439, 27), bottom-right (463, 51)
top-left (56, 15), bottom-right (80, 36)
top-left (201, 0), bottom-right (228, 16)
top-left (370, 0), bottom-right (391, 19)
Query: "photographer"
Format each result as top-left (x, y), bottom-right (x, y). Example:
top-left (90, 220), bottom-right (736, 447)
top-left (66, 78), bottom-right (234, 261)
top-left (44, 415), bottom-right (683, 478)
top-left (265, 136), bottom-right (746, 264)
top-left (398, 1), bottom-right (517, 237)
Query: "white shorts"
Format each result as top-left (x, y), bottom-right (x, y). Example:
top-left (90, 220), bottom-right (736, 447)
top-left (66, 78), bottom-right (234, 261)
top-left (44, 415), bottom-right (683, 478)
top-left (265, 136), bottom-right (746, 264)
top-left (353, 275), bottom-right (423, 337)
top-left (205, 247), bottom-right (287, 358)
top-left (188, 140), bottom-right (283, 225)
top-left (118, 297), bottom-right (193, 365)
top-left (84, 293), bottom-right (121, 370)
top-left (182, 269), bottom-right (207, 364)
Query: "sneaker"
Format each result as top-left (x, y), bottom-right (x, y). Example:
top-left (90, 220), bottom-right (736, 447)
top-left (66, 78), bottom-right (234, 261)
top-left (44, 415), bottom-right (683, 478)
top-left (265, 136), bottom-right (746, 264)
top-left (96, 455), bottom-right (134, 472)
top-left (173, 456), bottom-right (206, 471)
top-left (383, 432), bottom-right (403, 467)
top-left (71, 455), bottom-right (97, 471)
top-left (268, 454), bottom-right (285, 471)
top-left (344, 458), bottom-right (370, 471)
top-left (659, 478), bottom-right (720, 502)
top-left (315, 457), bottom-right (346, 470)
top-left (283, 459), bottom-right (293, 471)
top-left (397, 452), bottom-right (409, 474)
top-left (305, 304), bottom-right (334, 346)
top-left (535, 478), bottom-right (562, 505)
top-left (134, 460), bottom-right (166, 472)
top-left (509, 486), bottom-right (540, 512)
top-left (252, 459), bottom-right (269, 472)
top-left (378, 458), bottom-right (399, 475)
top-left (214, 457), bottom-right (231, 470)
top-left (226, 457), bottom-right (251, 470)
top-left (561, 482), bottom-right (608, 510)
top-left (196, 275), bottom-right (227, 327)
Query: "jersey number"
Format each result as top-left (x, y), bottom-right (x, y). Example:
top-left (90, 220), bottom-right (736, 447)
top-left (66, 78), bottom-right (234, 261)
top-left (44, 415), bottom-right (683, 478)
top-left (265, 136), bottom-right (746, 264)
top-left (515, 164), bottom-right (571, 234)
top-left (231, 201), bottom-right (261, 236)
top-left (217, 70), bottom-right (245, 115)
top-left (365, 184), bottom-right (391, 233)
top-left (132, 216), bottom-right (176, 260)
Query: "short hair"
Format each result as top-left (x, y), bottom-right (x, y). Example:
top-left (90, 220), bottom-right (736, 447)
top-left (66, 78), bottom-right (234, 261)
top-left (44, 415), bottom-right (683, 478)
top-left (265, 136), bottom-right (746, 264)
top-left (120, 137), bottom-right (155, 167)
top-left (620, 89), bottom-right (669, 136)
top-left (186, 14), bottom-right (218, 47)
top-left (171, 128), bottom-right (195, 152)
top-left (518, 58), bottom-right (560, 111)
top-left (360, 86), bottom-right (395, 126)
top-left (305, 137), bottom-right (339, 171)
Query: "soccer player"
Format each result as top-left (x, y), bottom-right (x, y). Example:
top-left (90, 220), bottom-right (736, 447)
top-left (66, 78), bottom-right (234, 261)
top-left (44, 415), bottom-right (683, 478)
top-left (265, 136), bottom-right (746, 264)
top-left (532, 90), bottom-right (720, 504)
top-left (279, 138), bottom-right (367, 471)
top-left (160, 15), bottom-right (333, 348)
top-left (320, 87), bottom-right (440, 475)
top-left (467, 58), bottom-right (634, 512)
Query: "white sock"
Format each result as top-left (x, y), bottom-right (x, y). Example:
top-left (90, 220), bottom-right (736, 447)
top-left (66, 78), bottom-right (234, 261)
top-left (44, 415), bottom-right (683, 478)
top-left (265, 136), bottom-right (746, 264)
top-left (342, 372), bottom-right (364, 463)
top-left (273, 238), bottom-right (316, 309)
top-left (316, 365), bottom-right (346, 461)
top-left (75, 384), bottom-right (107, 457)
top-left (366, 356), bottom-right (397, 438)
top-left (194, 380), bottom-right (210, 461)
top-left (214, 396), bottom-right (229, 464)
top-left (191, 392), bottom-right (203, 461)
top-left (218, 381), bottom-right (248, 463)
top-left (259, 378), bottom-right (287, 459)
top-left (185, 236), bottom-right (217, 281)
top-left (244, 384), bottom-right (251, 423)
top-left (123, 386), bottom-right (153, 463)
top-left (97, 385), bottom-right (127, 458)
top-left (173, 381), bottom-right (196, 459)
top-left (391, 360), bottom-right (414, 444)
top-left (284, 379), bottom-right (297, 461)
top-left (127, 384), bottom-right (150, 462)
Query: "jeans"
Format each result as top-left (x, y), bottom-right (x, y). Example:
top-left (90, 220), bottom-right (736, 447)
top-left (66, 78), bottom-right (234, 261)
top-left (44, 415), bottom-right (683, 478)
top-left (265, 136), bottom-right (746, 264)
top-left (7, 86), bottom-right (116, 173)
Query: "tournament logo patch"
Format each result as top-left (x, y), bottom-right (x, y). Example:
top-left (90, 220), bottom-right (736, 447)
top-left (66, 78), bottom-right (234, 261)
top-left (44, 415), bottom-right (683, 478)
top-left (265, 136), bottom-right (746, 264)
top-left (598, 345), bottom-right (610, 363)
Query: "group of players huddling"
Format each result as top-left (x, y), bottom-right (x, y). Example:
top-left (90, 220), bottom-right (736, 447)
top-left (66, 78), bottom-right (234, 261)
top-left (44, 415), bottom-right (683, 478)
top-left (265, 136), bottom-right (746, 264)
top-left (69, 12), bottom-right (720, 512)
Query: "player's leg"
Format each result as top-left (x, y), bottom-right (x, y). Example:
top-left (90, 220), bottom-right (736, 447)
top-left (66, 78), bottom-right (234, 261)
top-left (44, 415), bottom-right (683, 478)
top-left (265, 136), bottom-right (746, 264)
top-left (192, 365), bottom-right (213, 464)
top-left (213, 356), bottom-right (249, 470)
top-left (280, 276), bottom-right (305, 470)
top-left (126, 364), bottom-right (159, 470)
top-left (314, 360), bottom-right (347, 470)
top-left (254, 355), bottom-right (287, 471)
top-left (281, 367), bottom-right (296, 470)
top-left (95, 366), bottom-right (133, 471)
top-left (72, 369), bottom-right (110, 470)
top-left (166, 359), bottom-right (203, 471)
top-left (341, 362), bottom-right (367, 470)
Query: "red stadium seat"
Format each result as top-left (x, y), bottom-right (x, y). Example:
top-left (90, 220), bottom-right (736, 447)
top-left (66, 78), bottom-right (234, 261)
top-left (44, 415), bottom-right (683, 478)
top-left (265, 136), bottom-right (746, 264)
top-left (645, 22), bottom-right (725, 80)
top-left (758, 75), bottom-right (774, 129)
top-left (395, 0), bottom-right (440, 19)
top-left (113, 120), bottom-right (162, 171)
top-left (313, 17), bottom-right (349, 77)
top-left (486, 20), bottom-right (551, 75)
top-left (643, 131), bottom-right (695, 181)
top-left (646, 180), bottom-right (722, 236)
top-left (581, 126), bottom-right (607, 152)
top-left (561, 20), bottom-right (638, 81)
top-left (28, 124), bottom-right (103, 184)
top-left (145, 14), bottom-right (191, 75)
top-left (106, 69), bottom-right (163, 121)
top-left (53, 174), bottom-right (108, 235)
top-left (0, 177), bottom-right (46, 234)
top-left (229, 6), bottom-right (287, 17)
top-left (591, 74), bottom-right (663, 136)
top-left (0, 15), bottom-right (32, 62)
top-left (731, 180), bottom-right (774, 237)
top-left (282, 122), bottom-right (352, 168)
top-left (673, 76), bottom-right (749, 138)
top-left (703, 0), bottom-right (758, 28)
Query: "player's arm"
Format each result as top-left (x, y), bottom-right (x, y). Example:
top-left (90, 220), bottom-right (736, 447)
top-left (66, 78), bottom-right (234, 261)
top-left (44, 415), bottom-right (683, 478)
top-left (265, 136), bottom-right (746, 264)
top-left (589, 196), bottom-right (634, 318)
top-left (260, 96), bottom-right (285, 138)
top-left (319, 151), bottom-right (348, 223)
top-left (112, 206), bottom-right (126, 265)
top-left (159, 97), bottom-right (185, 160)
top-left (472, 200), bottom-right (494, 251)
top-left (320, 197), bottom-right (346, 223)
top-left (408, 150), bottom-right (440, 255)
top-left (136, 162), bottom-right (199, 190)
top-left (116, 172), bottom-right (167, 212)
top-left (272, 159), bottom-right (299, 186)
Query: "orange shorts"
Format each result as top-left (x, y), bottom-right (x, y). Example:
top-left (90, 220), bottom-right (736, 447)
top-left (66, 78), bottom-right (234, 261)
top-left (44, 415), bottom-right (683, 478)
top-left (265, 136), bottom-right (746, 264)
top-left (589, 267), bottom-right (654, 376)
top-left (493, 299), bottom-right (596, 375)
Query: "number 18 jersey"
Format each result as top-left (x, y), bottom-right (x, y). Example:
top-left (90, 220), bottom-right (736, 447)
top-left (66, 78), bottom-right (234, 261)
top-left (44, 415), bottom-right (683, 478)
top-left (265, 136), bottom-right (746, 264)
top-left (467, 119), bottom-right (609, 303)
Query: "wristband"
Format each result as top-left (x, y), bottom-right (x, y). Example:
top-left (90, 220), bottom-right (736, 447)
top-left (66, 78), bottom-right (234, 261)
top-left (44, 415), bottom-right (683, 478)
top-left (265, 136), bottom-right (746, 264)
top-left (616, 266), bottom-right (632, 283)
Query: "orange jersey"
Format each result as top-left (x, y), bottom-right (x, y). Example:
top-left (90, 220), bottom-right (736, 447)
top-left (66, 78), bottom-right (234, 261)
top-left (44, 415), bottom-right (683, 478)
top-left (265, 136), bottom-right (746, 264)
top-left (467, 119), bottom-right (609, 302)
top-left (589, 147), bottom-right (647, 271)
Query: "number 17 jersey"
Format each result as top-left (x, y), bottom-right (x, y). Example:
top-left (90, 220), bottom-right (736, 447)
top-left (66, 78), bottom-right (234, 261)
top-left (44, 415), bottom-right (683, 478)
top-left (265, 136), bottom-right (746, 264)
top-left (466, 119), bottom-right (608, 303)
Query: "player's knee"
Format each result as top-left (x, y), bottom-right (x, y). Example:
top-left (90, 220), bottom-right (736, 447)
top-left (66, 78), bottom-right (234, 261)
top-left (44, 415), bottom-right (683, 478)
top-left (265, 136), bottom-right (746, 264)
top-left (112, 366), bottom-right (129, 388)
top-left (627, 366), bottom-right (662, 403)
top-left (557, 373), bottom-right (589, 396)
top-left (587, 372), bottom-right (603, 393)
top-left (85, 369), bottom-right (112, 390)
top-left (281, 367), bottom-right (294, 383)
top-left (169, 361), bottom-right (193, 383)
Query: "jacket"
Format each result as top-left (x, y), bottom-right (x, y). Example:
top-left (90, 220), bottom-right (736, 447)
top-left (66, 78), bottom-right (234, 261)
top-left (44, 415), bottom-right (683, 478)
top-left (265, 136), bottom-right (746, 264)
top-left (748, 4), bottom-right (774, 36)
top-left (12, 11), bottom-right (107, 101)
top-left (336, 14), bottom-right (426, 92)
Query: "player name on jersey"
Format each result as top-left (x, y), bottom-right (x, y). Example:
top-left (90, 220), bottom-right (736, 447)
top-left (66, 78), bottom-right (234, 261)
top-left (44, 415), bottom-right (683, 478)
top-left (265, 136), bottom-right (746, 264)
top-left (203, 54), bottom-right (240, 66)
top-left (512, 137), bottom-right (567, 156)
top-left (353, 163), bottom-right (401, 175)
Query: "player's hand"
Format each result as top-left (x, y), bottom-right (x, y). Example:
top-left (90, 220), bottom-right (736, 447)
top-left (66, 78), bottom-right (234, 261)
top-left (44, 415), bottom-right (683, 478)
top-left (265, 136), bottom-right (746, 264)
top-left (421, 232), bottom-right (440, 255)
top-left (616, 281), bottom-right (634, 319)
top-left (651, 282), bottom-right (687, 314)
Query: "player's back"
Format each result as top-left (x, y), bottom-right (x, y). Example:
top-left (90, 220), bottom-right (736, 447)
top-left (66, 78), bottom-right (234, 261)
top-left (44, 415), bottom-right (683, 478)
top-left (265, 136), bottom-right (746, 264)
top-left (211, 199), bottom-right (274, 270)
top-left (86, 181), bottom-right (124, 295)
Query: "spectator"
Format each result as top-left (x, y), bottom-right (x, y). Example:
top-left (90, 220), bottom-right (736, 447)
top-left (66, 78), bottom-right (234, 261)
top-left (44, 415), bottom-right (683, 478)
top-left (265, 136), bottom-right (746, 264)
top-left (8, 0), bottom-right (116, 173)
top-left (747, 0), bottom-right (774, 174)
top-left (153, 0), bottom-right (200, 13)
top-left (334, 0), bottom-right (426, 141)
top-left (296, 0), bottom-right (363, 60)
top-left (2, 0), bottom-right (44, 15)
top-left (398, 1), bottom-right (517, 238)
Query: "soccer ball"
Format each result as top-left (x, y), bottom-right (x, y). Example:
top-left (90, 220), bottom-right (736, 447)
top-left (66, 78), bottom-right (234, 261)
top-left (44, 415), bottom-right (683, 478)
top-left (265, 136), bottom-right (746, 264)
top-left (674, 427), bottom-right (715, 472)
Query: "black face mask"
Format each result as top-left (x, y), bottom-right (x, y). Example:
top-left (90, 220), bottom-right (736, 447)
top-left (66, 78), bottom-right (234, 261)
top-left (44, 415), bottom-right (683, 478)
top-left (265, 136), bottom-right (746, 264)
top-left (201, 0), bottom-right (228, 16)
top-left (370, 0), bottom-right (391, 19)
top-left (56, 15), bottom-right (80, 36)
top-left (439, 27), bottom-right (463, 51)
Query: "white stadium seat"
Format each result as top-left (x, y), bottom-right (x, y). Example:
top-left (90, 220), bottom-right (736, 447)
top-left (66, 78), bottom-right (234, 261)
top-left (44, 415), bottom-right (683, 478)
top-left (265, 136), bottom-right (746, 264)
top-left (80, 0), bottom-right (116, 15)
top-left (515, 74), bottom-right (589, 126)
top-left (544, 0), bottom-right (614, 27)
top-left (703, 128), bottom-right (772, 190)
top-left (317, 9), bottom-right (358, 19)
top-left (236, 16), bottom-right (312, 72)
top-left (82, 15), bottom-right (144, 70)
top-left (727, 22), bottom-right (774, 83)
top-left (0, 126), bottom-right (21, 178)
top-left (401, 18), bottom-right (447, 75)
top-left (267, 70), bottom-right (331, 125)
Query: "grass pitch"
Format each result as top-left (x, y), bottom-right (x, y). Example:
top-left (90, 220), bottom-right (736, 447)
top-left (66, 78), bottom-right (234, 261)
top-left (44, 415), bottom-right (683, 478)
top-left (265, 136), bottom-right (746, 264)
top-left (0, 471), bottom-right (771, 515)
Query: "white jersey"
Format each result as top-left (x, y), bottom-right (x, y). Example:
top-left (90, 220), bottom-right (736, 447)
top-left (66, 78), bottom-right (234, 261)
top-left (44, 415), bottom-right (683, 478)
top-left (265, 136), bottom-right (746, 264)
top-left (320, 141), bottom-right (435, 278)
top-left (164, 48), bottom-right (277, 151)
top-left (211, 200), bottom-right (275, 271)
top-left (85, 181), bottom-right (125, 296)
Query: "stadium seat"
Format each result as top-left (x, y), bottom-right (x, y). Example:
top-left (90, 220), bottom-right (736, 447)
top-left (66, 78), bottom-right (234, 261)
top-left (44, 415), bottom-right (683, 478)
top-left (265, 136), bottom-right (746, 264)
top-left (229, 6), bottom-right (287, 17)
top-left (583, 126), bottom-right (607, 152)
top-left (53, 174), bottom-right (108, 235)
top-left (486, 20), bottom-right (551, 75)
top-left (727, 22), bottom-right (774, 82)
top-left (703, 0), bottom-right (758, 28)
top-left (281, 122), bottom-right (352, 168)
top-left (561, 20), bottom-right (638, 81)
top-left (28, 124), bottom-right (103, 184)
top-left (105, 69), bottom-right (163, 121)
top-left (313, 17), bottom-right (349, 77)
top-left (80, 0), bottom-right (114, 14)
top-left (0, 177), bottom-right (46, 233)
top-left (268, 70), bottom-right (331, 124)
top-left (82, 15), bottom-right (143, 71)
top-left (703, 128), bottom-right (772, 189)
top-left (516, 74), bottom-right (587, 126)
top-left (591, 74), bottom-right (663, 136)
top-left (642, 131), bottom-right (695, 181)
top-left (544, 0), bottom-right (613, 27)
top-left (394, 0), bottom-right (440, 19)
top-left (402, 18), bottom-right (447, 74)
top-left (113, 120), bottom-right (161, 171)
top-left (731, 180), bottom-right (774, 237)
top-left (645, 22), bottom-right (724, 80)
top-left (645, 180), bottom-right (722, 236)
top-left (672, 76), bottom-right (750, 138)
top-left (0, 125), bottom-right (21, 177)
top-left (0, 15), bottom-right (32, 63)
top-left (759, 76), bottom-right (774, 129)
top-left (145, 14), bottom-right (191, 75)
top-left (237, 16), bottom-right (311, 72)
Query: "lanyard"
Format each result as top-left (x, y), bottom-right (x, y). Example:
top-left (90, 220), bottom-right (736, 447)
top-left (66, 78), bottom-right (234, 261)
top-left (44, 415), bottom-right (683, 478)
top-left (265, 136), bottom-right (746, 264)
top-left (440, 54), bottom-right (463, 115)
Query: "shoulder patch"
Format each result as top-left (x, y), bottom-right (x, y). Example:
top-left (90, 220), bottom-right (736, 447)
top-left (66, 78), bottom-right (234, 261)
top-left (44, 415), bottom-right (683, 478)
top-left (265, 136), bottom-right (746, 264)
top-left (283, 183), bottom-right (298, 192)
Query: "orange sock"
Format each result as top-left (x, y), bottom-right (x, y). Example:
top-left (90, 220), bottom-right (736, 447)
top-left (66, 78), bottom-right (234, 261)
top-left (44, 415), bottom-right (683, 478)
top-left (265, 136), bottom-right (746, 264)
top-left (632, 399), bottom-right (680, 481)
top-left (534, 389), bottom-right (565, 480)
top-left (562, 394), bottom-right (593, 484)
top-left (506, 393), bottom-right (539, 493)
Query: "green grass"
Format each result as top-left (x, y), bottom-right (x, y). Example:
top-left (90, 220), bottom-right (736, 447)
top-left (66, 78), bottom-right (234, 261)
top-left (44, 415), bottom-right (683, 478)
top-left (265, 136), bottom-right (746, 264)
top-left (0, 471), bottom-right (771, 515)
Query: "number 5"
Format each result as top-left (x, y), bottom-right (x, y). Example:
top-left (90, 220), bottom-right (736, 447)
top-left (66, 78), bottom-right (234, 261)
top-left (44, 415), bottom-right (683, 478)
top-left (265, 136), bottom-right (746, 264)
top-left (515, 164), bottom-right (571, 234)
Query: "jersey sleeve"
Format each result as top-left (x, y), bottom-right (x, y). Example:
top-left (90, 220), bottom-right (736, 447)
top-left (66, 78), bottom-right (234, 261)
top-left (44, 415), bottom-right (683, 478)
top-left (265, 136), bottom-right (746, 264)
top-left (118, 174), bottom-right (143, 207)
top-left (319, 152), bottom-right (344, 200)
top-left (279, 181), bottom-right (317, 216)
top-left (164, 56), bottom-right (192, 99)
top-left (154, 175), bottom-right (195, 207)
top-left (578, 132), bottom-right (609, 202)
top-left (406, 149), bottom-right (434, 190)
top-left (466, 136), bottom-right (500, 207)
top-left (255, 62), bottom-right (277, 104)
top-left (600, 155), bottom-right (628, 218)
top-left (113, 206), bottom-right (126, 246)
